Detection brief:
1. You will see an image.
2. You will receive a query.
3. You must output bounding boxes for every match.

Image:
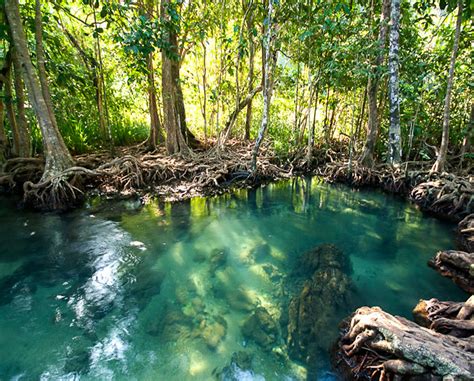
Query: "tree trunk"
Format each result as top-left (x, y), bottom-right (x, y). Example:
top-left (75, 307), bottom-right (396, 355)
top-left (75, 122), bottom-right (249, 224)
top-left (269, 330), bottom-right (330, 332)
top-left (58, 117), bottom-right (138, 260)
top-left (3, 62), bottom-right (20, 157)
top-left (359, 0), bottom-right (391, 167)
top-left (306, 82), bottom-right (320, 163)
top-left (35, 0), bottom-right (57, 132)
top-left (431, 0), bottom-right (463, 173)
top-left (146, 52), bottom-right (164, 149)
top-left (244, 6), bottom-right (255, 141)
top-left (161, 0), bottom-right (190, 155)
top-left (11, 48), bottom-right (31, 157)
top-left (5, 0), bottom-right (73, 179)
top-left (251, 0), bottom-right (275, 172)
top-left (388, 0), bottom-right (401, 164)
top-left (0, 79), bottom-right (7, 163)
top-left (458, 102), bottom-right (473, 170)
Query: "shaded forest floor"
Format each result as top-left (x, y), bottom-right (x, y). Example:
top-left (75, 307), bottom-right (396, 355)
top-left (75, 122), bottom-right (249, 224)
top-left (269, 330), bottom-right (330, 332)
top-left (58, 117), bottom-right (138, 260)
top-left (0, 139), bottom-right (472, 221)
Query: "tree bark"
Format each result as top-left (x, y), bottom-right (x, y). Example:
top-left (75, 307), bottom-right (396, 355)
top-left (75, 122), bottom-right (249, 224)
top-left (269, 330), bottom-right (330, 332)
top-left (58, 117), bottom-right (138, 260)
top-left (431, 0), bottom-right (463, 173)
top-left (161, 0), bottom-right (190, 155)
top-left (359, 0), bottom-right (391, 167)
top-left (251, 0), bottom-right (275, 172)
top-left (11, 48), bottom-right (31, 157)
top-left (146, 52), bottom-right (164, 148)
top-left (244, 3), bottom-right (255, 141)
top-left (3, 61), bottom-right (20, 157)
top-left (5, 0), bottom-right (73, 179)
top-left (388, 0), bottom-right (401, 164)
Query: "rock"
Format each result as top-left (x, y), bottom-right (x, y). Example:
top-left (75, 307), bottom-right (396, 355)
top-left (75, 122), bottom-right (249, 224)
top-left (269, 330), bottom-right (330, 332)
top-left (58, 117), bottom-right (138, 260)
top-left (200, 316), bottom-right (227, 350)
top-left (147, 306), bottom-right (193, 341)
top-left (250, 243), bottom-right (271, 263)
top-left (294, 243), bottom-right (350, 277)
top-left (209, 248), bottom-right (228, 272)
top-left (213, 282), bottom-right (254, 312)
top-left (286, 244), bottom-right (352, 367)
top-left (213, 351), bottom-right (264, 381)
top-left (241, 307), bottom-right (279, 350)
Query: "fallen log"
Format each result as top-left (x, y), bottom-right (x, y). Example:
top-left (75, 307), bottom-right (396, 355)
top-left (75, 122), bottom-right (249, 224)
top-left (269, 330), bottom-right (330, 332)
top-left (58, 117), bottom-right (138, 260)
top-left (333, 306), bottom-right (474, 381)
top-left (428, 250), bottom-right (474, 294)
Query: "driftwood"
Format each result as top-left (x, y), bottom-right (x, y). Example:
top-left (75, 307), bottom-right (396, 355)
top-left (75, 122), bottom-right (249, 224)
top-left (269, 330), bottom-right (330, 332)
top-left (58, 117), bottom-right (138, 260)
top-left (413, 296), bottom-right (474, 338)
top-left (428, 250), bottom-right (474, 294)
top-left (458, 214), bottom-right (474, 252)
top-left (334, 306), bottom-right (474, 381)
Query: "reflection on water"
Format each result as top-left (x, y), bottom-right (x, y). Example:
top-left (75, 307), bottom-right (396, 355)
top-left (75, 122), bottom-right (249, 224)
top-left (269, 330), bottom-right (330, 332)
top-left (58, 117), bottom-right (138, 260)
top-left (0, 178), bottom-right (466, 380)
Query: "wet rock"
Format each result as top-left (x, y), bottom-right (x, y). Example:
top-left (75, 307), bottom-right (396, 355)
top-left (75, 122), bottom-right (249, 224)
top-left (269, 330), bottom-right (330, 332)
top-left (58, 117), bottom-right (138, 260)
top-left (241, 307), bottom-right (279, 350)
top-left (262, 263), bottom-right (283, 282)
top-left (200, 316), bottom-right (227, 349)
top-left (209, 248), bottom-right (228, 272)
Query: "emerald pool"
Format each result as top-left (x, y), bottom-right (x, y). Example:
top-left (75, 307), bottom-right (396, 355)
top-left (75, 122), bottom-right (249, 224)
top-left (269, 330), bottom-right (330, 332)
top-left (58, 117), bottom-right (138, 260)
top-left (0, 178), bottom-right (466, 380)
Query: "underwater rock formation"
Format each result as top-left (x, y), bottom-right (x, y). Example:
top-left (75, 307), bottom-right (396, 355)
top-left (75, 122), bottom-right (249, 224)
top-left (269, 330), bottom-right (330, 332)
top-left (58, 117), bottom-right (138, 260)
top-left (429, 250), bottom-right (474, 293)
top-left (200, 316), bottom-right (228, 349)
top-left (286, 244), bottom-right (352, 366)
top-left (333, 306), bottom-right (474, 381)
top-left (213, 351), bottom-right (264, 380)
top-left (241, 307), bottom-right (279, 350)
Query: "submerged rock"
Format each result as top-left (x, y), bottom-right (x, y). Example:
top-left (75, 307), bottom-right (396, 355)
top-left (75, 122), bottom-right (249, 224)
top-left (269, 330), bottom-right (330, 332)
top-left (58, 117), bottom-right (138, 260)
top-left (241, 307), bottom-right (279, 350)
top-left (209, 248), bottom-right (229, 272)
top-left (214, 351), bottom-right (264, 381)
top-left (200, 316), bottom-right (228, 349)
top-left (286, 243), bottom-right (352, 368)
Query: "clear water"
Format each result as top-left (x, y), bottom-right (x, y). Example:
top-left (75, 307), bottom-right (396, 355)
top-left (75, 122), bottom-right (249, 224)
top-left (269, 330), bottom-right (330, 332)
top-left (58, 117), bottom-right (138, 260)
top-left (0, 178), bottom-right (466, 381)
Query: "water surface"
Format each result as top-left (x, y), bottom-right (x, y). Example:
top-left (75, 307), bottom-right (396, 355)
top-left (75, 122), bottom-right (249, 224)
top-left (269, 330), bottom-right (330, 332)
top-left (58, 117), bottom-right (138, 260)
top-left (0, 178), bottom-right (466, 380)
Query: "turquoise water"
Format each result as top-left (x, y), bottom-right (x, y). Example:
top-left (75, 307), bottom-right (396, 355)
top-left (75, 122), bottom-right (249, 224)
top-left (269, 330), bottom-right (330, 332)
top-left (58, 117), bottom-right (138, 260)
top-left (0, 178), bottom-right (466, 380)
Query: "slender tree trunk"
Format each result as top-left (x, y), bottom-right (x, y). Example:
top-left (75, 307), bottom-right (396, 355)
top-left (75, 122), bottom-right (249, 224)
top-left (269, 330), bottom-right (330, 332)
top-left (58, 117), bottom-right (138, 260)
top-left (146, 53), bottom-right (164, 148)
top-left (307, 82), bottom-right (320, 163)
top-left (4, 63), bottom-right (20, 157)
top-left (354, 88), bottom-right (367, 149)
top-left (202, 41), bottom-right (208, 145)
top-left (388, 0), bottom-right (401, 164)
top-left (359, 0), bottom-right (391, 167)
top-left (251, 0), bottom-right (275, 171)
top-left (92, 6), bottom-right (113, 151)
top-left (431, 0), bottom-right (463, 173)
top-left (0, 80), bottom-right (7, 163)
top-left (161, 0), bottom-right (189, 155)
top-left (35, 0), bottom-right (57, 131)
top-left (11, 48), bottom-right (31, 157)
top-left (5, 0), bottom-right (73, 178)
top-left (458, 102), bottom-right (473, 170)
top-left (244, 6), bottom-right (255, 141)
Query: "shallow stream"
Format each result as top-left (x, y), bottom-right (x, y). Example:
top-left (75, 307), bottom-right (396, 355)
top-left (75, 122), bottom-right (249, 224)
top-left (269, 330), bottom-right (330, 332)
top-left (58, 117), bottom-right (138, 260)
top-left (0, 178), bottom-right (466, 380)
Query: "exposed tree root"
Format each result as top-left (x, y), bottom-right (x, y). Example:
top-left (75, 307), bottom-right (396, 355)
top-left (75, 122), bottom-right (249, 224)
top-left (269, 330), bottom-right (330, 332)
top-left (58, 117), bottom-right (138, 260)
top-left (320, 161), bottom-right (473, 221)
top-left (333, 306), bottom-right (474, 381)
top-left (413, 296), bottom-right (474, 338)
top-left (428, 250), bottom-right (474, 294)
top-left (1, 141), bottom-right (293, 210)
top-left (458, 214), bottom-right (474, 252)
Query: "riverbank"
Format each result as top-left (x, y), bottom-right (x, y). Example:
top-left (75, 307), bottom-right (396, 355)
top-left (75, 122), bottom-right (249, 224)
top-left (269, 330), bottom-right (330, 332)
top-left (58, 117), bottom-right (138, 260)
top-left (0, 142), bottom-right (472, 223)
